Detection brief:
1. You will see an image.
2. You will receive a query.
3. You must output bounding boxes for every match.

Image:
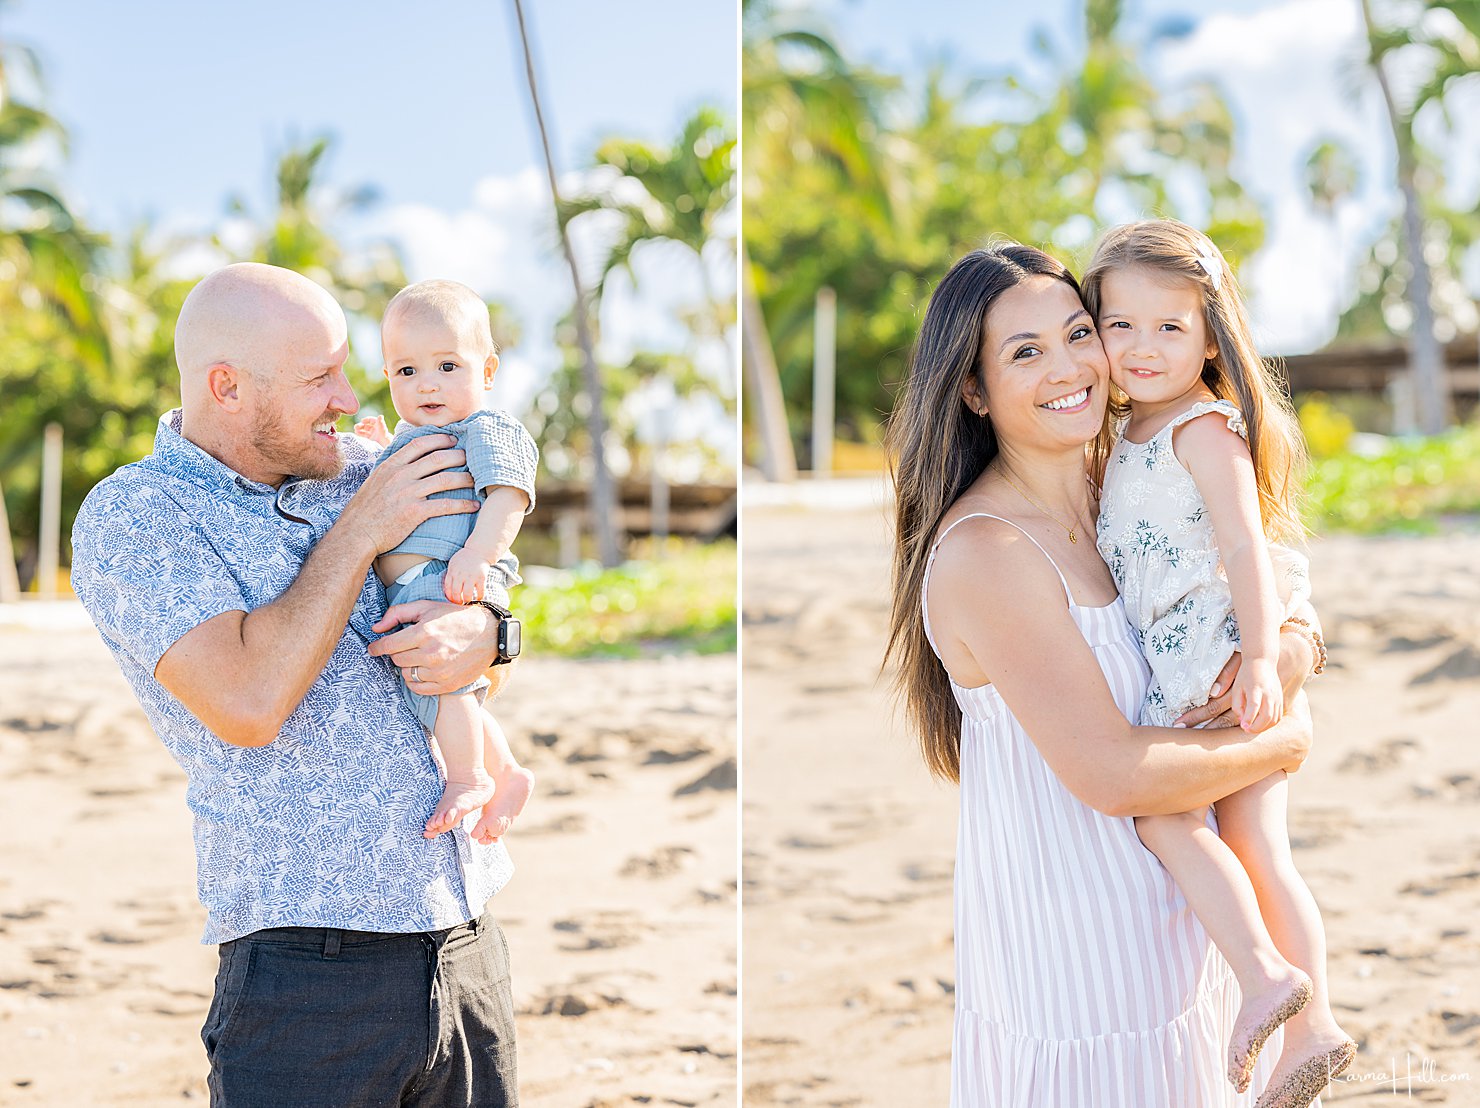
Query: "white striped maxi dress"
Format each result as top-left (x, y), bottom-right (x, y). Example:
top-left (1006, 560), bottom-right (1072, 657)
top-left (923, 514), bottom-right (1293, 1107)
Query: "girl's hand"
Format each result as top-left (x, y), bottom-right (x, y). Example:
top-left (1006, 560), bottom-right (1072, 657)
top-left (1232, 657), bottom-right (1283, 733)
top-left (1175, 652), bottom-right (1241, 727)
top-left (443, 549), bottom-right (492, 605)
top-left (354, 414), bottom-right (392, 447)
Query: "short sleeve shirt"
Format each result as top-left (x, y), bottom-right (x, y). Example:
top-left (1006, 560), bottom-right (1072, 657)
top-left (375, 409), bottom-right (539, 565)
top-left (70, 410), bottom-right (513, 943)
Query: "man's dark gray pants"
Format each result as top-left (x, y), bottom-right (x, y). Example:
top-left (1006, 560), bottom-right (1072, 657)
top-left (202, 914), bottom-right (517, 1107)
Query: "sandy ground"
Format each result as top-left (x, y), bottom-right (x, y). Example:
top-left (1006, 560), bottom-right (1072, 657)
top-left (742, 501), bottom-right (1480, 1106)
top-left (0, 608), bottom-right (736, 1107)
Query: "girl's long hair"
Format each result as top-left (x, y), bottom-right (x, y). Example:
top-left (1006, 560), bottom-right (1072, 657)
top-left (1080, 220), bottom-right (1308, 543)
top-left (884, 242), bottom-right (1084, 783)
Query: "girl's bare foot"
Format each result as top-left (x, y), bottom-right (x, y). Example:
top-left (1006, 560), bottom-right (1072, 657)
top-left (1229, 971), bottom-right (1313, 1092)
top-left (1255, 1031), bottom-right (1357, 1108)
top-left (424, 776), bottom-right (496, 839)
top-left (471, 766), bottom-right (535, 845)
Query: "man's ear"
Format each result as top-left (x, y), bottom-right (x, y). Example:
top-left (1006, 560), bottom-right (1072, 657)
top-left (206, 363), bottom-right (244, 412)
top-left (960, 371), bottom-right (988, 418)
top-left (484, 351), bottom-right (500, 388)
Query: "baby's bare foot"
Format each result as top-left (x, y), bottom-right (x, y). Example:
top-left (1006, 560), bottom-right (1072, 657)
top-left (1229, 971), bottom-right (1312, 1092)
top-left (424, 777), bottom-right (496, 839)
top-left (471, 767), bottom-right (535, 845)
top-left (1255, 1029), bottom-right (1357, 1108)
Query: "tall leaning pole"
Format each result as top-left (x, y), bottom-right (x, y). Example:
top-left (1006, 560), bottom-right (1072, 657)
top-left (511, 0), bottom-right (623, 567)
top-left (0, 476), bottom-right (20, 603)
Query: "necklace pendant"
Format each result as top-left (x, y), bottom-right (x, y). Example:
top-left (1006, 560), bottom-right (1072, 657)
top-left (1069, 529), bottom-right (1078, 544)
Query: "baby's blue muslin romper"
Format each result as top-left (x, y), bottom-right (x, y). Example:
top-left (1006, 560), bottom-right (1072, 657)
top-left (372, 408), bottom-right (539, 733)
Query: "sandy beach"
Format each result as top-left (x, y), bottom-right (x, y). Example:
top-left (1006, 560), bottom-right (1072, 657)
top-left (0, 608), bottom-right (736, 1107)
top-left (742, 496), bottom-right (1480, 1105)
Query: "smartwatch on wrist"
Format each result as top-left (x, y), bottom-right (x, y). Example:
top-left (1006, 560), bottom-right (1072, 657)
top-left (470, 600), bottom-right (522, 665)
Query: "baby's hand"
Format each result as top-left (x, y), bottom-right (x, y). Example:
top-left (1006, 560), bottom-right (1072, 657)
top-left (354, 414), bottom-right (392, 447)
top-left (1232, 657), bottom-right (1284, 733)
top-left (444, 549), bottom-right (493, 605)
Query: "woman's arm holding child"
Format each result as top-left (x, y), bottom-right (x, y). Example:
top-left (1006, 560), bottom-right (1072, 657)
top-left (1176, 412), bottom-right (1284, 733)
top-left (928, 518), bottom-right (1311, 817)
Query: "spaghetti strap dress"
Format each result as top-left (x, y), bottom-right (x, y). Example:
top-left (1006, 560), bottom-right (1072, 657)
top-left (922, 512), bottom-right (1292, 1107)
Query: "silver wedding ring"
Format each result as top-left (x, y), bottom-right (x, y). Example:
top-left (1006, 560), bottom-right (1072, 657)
top-left (411, 666), bottom-right (420, 684)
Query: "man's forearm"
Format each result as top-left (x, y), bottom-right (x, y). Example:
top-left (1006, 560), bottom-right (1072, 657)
top-left (159, 519), bottom-right (379, 746)
top-left (238, 522), bottom-right (380, 732)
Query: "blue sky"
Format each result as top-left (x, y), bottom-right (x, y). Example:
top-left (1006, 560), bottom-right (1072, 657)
top-left (5, 0), bottom-right (739, 462)
top-left (802, 0), bottom-right (1480, 354)
top-left (6, 0), bottom-right (736, 231)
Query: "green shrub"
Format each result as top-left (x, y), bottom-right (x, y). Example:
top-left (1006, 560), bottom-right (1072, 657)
top-left (1305, 423), bottom-right (1480, 534)
top-left (520, 539), bottom-right (737, 658)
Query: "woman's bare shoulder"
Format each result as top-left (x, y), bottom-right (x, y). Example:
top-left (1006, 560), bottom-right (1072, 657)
top-left (927, 512), bottom-right (1069, 626)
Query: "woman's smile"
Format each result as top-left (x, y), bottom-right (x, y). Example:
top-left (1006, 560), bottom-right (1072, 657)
top-left (1040, 386), bottom-right (1091, 412)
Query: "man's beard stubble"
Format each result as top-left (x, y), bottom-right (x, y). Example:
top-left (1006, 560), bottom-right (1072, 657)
top-left (249, 403), bottom-right (345, 482)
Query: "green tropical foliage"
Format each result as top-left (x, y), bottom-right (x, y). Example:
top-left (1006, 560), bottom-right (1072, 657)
top-left (1, 16), bottom-right (737, 601)
top-left (1339, 0), bottom-right (1480, 349)
top-left (1305, 423), bottom-right (1480, 533)
top-left (0, 126), bottom-right (424, 580)
top-left (521, 539), bottom-right (737, 657)
top-left (743, 0), bottom-right (1269, 458)
top-left (538, 104), bottom-right (739, 483)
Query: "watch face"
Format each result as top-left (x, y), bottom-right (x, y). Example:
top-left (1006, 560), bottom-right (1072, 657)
top-left (502, 617), bottom-right (522, 659)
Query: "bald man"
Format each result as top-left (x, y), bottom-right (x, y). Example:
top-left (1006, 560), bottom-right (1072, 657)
top-left (71, 264), bottom-right (521, 1107)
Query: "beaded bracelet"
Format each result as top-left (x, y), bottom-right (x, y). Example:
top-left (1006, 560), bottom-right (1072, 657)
top-left (1280, 616), bottom-right (1327, 676)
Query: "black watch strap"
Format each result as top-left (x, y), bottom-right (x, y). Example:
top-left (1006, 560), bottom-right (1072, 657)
top-left (470, 600), bottom-right (521, 664)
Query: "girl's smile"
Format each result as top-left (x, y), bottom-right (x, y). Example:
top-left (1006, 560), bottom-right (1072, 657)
top-left (1096, 265), bottom-right (1218, 415)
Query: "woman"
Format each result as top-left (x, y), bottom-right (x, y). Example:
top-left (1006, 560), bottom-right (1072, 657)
top-left (884, 243), bottom-right (1322, 1106)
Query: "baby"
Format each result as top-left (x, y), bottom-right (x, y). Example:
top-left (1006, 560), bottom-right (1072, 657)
top-left (355, 279), bottom-right (536, 845)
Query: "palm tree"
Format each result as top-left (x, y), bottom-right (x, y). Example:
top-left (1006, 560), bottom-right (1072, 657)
top-left (226, 136), bottom-right (407, 322)
top-left (220, 134), bottom-right (423, 419)
top-left (1035, 0), bottom-right (1264, 263)
top-left (742, 0), bottom-right (897, 477)
top-left (563, 106), bottom-right (737, 398)
top-left (0, 19), bottom-right (110, 585)
top-left (0, 24), bottom-right (108, 372)
top-left (1302, 138), bottom-right (1361, 337)
top-left (1358, 0), bottom-right (1477, 433)
top-left (511, 0), bottom-right (622, 566)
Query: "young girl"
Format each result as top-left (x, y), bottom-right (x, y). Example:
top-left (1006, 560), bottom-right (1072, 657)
top-left (1082, 220), bottom-right (1356, 1108)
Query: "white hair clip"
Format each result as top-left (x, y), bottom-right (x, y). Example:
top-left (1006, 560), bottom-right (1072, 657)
top-left (1195, 242), bottom-right (1223, 292)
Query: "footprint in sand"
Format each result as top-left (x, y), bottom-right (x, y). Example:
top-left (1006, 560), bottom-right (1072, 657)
top-left (1338, 736), bottom-right (1423, 774)
top-left (781, 835), bottom-right (838, 851)
top-left (1410, 776), bottom-right (1480, 803)
top-left (1401, 869), bottom-right (1480, 897)
top-left (527, 991), bottom-right (628, 1017)
top-left (674, 757), bottom-right (736, 797)
top-left (642, 745), bottom-right (709, 766)
top-left (520, 813), bottom-right (588, 836)
top-left (619, 845), bottom-right (695, 878)
top-left (902, 859), bottom-right (954, 884)
top-left (552, 913), bottom-right (646, 952)
top-left (1411, 644), bottom-right (1480, 686)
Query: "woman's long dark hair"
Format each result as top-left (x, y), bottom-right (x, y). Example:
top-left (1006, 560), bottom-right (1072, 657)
top-left (884, 242), bottom-right (1084, 782)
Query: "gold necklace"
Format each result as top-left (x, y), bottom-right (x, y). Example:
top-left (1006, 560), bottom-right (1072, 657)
top-left (995, 464), bottom-right (1083, 544)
